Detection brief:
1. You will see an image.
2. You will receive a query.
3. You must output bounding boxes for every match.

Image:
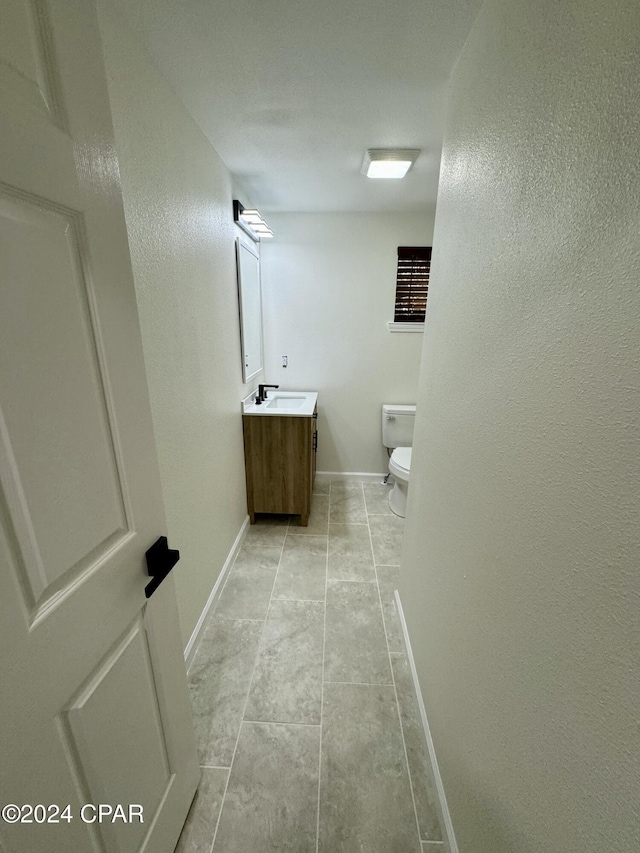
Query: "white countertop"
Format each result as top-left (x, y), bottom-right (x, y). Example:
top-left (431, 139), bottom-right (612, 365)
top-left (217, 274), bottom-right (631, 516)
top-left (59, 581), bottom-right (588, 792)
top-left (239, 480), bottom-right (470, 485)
top-left (242, 390), bottom-right (318, 417)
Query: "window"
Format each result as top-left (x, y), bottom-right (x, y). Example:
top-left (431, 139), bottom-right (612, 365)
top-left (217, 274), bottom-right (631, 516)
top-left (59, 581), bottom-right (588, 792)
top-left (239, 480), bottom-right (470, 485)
top-left (393, 246), bottom-right (431, 323)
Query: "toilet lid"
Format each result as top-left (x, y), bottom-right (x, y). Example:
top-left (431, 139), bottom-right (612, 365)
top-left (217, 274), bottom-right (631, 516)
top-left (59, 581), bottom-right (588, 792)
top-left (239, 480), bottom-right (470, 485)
top-left (390, 447), bottom-right (412, 474)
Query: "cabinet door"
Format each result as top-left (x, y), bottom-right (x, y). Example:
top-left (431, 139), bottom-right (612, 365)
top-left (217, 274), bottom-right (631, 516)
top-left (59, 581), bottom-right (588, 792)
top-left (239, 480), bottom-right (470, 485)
top-left (242, 415), bottom-right (310, 516)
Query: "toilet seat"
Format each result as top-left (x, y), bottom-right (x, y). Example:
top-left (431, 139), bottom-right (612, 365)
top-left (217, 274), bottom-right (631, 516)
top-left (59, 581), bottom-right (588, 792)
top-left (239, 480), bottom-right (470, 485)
top-left (389, 447), bottom-right (412, 479)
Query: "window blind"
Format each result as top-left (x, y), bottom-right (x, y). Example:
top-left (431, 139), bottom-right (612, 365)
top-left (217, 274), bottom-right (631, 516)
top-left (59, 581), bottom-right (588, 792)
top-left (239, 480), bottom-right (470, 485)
top-left (394, 246), bottom-right (431, 322)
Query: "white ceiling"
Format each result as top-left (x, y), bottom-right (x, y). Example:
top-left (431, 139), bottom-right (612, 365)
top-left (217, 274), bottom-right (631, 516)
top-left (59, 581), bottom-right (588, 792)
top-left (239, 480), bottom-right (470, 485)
top-left (119, 0), bottom-right (483, 214)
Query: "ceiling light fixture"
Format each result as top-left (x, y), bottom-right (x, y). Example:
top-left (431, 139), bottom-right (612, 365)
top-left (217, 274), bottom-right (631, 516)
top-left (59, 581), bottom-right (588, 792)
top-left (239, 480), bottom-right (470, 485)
top-left (361, 148), bottom-right (420, 179)
top-left (233, 200), bottom-right (273, 240)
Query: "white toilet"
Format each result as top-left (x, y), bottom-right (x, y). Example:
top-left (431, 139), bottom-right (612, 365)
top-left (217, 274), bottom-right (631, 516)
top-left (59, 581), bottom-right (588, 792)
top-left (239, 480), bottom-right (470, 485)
top-left (381, 404), bottom-right (416, 518)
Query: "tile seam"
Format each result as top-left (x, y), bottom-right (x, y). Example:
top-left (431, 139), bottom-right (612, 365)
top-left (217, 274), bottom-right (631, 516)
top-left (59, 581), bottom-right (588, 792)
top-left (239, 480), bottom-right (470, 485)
top-left (326, 578), bottom-right (377, 584)
top-left (315, 479), bottom-right (330, 853)
top-left (322, 680), bottom-right (395, 687)
top-left (209, 516), bottom-right (289, 851)
top-left (241, 719), bottom-right (322, 729)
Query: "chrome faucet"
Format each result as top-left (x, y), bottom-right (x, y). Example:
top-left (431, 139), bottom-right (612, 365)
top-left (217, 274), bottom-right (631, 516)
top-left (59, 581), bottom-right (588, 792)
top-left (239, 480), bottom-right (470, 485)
top-left (255, 384), bottom-right (279, 404)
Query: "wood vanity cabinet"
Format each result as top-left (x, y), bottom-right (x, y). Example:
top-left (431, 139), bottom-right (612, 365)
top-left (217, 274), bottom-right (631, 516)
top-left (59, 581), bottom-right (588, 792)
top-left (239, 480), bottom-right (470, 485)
top-left (243, 407), bottom-right (318, 526)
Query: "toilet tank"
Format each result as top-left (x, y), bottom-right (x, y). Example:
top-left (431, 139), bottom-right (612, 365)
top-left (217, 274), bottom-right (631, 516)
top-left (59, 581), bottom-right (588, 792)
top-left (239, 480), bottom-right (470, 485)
top-left (382, 404), bottom-right (416, 448)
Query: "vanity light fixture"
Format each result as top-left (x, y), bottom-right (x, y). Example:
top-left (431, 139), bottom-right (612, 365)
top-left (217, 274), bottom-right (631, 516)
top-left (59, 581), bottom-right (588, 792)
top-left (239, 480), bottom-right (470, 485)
top-left (233, 200), bottom-right (273, 240)
top-left (361, 148), bottom-right (420, 179)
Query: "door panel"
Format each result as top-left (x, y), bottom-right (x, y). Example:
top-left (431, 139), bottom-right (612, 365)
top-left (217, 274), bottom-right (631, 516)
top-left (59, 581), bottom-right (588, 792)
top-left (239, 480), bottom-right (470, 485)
top-left (65, 618), bottom-right (172, 853)
top-left (0, 191), bottom-right (129, 606)
top-left (0, 0), bottom-right (63, 123)
top-left (0, 2), bottom-right (199, 851)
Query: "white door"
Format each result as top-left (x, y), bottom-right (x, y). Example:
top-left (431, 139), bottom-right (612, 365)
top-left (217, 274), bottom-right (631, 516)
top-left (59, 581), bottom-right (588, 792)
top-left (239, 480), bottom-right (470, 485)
top-left (0, 2), bottom-right (199, 851)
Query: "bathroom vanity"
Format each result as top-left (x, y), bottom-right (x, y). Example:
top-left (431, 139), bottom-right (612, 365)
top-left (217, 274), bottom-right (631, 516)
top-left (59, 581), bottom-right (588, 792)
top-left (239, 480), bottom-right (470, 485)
top-left (242, 391), bottom-right (318, 526)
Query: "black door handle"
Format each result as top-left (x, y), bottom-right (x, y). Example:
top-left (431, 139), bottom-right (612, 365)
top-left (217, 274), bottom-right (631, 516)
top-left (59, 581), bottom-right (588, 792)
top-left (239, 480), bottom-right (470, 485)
top-left (145, 536), bottom-right (180, 598)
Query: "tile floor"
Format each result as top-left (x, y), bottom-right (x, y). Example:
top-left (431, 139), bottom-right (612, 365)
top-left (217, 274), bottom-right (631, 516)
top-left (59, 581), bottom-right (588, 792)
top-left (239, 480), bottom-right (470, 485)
top-left (176, 476), bottom-right (446, 853)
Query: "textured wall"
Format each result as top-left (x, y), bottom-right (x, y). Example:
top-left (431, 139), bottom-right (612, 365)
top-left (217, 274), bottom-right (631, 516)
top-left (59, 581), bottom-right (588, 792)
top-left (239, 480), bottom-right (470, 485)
top-left (261, 213), bottom-right (433, 473)
top-left (400, 1), bottom-right (640, 851)
top-left (98, 1), bottom-right (250, 647)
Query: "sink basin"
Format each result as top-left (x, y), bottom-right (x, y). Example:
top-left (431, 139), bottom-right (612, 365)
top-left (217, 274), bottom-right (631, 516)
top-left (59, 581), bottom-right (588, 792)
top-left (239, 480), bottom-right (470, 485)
top-left (242, 390), bottom-right (318, 417)
top-left (266, 395), bottom-right (306, 409)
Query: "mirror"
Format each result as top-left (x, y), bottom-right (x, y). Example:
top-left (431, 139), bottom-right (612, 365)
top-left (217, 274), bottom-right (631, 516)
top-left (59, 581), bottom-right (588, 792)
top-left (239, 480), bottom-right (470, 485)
top-left (235, 236), bottom-right (264, 383)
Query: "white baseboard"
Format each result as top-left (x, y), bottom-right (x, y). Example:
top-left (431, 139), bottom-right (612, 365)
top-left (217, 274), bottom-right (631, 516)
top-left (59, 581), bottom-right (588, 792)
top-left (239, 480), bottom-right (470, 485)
top-left (183, 515), bottom-right (250, 670)
top-left (317, 470), bottom-right (387, 483)
top-left (394, 590), bottom-right (459, 853)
